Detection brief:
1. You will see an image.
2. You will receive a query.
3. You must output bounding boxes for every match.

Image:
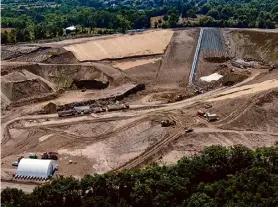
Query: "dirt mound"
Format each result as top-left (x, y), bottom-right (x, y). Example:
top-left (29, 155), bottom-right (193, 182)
top-left (204, 56), bottom-right (230, 63)
top-left (255, 90), bottom-right (278, 106)
top-left (150, 88), bottom-right (195, 104)
top-left (44, 50), bottom-right (79, 64)
top-left (21, 63), bottom-right (131, 90)
top-left (1, 46), bottom-right (40, 60)
top-left (2, 46), bottom-right (78, 64)
top-left (12, 79), bottom-right (53, 101)
top-left (221, 72), bottom-right (249, 86)
top-left (1, 70), bottom-right (55, 109)
top-left (57, 83), bottom-right (145, 111)
top-left (230, 30), bottom-right (278, 65)
top-left (42, 102), bottom-right (57, 114)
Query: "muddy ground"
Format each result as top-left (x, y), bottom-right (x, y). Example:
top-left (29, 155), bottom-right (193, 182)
top-left (1, 28), bottom-right (278, 188)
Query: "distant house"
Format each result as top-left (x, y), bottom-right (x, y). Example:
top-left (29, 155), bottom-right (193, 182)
top-left (127, 29), bottom-right (146, 34)
top-left (65, 26), bottom-right (76, 34)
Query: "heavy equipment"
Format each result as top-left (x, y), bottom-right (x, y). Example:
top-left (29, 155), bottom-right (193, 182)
top-left (161, 119), bottom-right (176, 127)
top-left (41, 152), bottom-right (58, 160)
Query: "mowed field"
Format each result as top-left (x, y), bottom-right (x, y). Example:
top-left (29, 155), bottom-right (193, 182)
top-left (63, 30), bottom-right (174, 61)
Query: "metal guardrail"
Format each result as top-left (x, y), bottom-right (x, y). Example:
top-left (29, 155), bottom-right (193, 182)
top-left (189, 28), bottom-right (226, 86)
top-left (189, 28), bottom-right (204, 85)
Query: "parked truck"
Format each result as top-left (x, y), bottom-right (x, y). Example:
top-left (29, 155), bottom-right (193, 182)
top-left (41, 152), bottom-right (58, 160)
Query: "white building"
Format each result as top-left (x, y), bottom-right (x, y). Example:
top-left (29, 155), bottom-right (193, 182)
top-left (65, 25), bottom-right (76, 31)
top-left (16, 159), bottom-right (57, 180)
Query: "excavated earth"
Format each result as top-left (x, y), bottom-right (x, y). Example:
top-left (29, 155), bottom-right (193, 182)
top-left (1, 29), bottom-right (278, 190)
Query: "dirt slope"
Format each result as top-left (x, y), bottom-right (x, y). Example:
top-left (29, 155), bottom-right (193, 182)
top-left (155, 29), bottom-right (199, 89)
top-left (64, 30), bottom-right (174, 61)
top-left (1, 70), bottom-right (54, 104)
top-left (229, 30), bottom-right (278, 65)
top-left (2, 46), bottom-right (78, 64)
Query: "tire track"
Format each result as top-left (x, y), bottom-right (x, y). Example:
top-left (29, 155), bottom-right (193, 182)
top-left (112, 124), bottom-right (183, 172)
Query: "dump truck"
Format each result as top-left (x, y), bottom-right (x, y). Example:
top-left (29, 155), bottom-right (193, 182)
top-left (161, 119), bottom-right (176, 127)
top-left (41, 152), bottom-right (58, 160)
top-left (197, 110), bottom-right (206, 116)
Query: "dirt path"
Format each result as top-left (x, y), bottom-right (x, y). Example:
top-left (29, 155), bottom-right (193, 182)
top-left (206, 79), bottom-right (278, 102)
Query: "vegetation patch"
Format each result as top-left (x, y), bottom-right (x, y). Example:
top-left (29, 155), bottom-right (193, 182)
top-left (2, 145), bottom-right (278, 207)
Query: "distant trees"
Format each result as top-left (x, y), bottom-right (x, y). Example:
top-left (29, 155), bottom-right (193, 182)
top-left (2, 145), bottom-right (278, 207)
top-left (1, 0), bottom-right (277, 44)
top-left (163, 14), bottom-right (169, 21)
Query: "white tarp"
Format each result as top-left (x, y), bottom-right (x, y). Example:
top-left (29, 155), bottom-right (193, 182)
top-left (200, 73), bottom-right (223, 82)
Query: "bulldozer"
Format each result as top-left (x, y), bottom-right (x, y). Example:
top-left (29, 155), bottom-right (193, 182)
top-left (161, 119), bottom-right (176, 127)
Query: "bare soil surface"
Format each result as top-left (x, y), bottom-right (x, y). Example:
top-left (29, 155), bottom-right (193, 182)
top-left (155, 29), bottom-right (199, 89)
top-left (227, 29), bottom-right (278, 65)
top-left (64, 30), bottom-right (174, 61)
top-left (112, 57), bottom-right (161, 70)
top-left (2, 28), bottom-right (278, 192)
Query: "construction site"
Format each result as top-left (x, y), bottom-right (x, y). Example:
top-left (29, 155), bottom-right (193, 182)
top-left (1, 28), bottom-right (278, 192)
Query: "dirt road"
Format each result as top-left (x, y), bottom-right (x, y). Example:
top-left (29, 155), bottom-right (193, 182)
top-left (193, 127), bottom-right (278, 136)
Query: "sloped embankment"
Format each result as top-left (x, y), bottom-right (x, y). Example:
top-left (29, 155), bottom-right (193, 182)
top-left (1, 46), bottom-right (78, 64)
top-left (231, 30), bottom-right (278, 65)
top-left (1, 70), bottom-right (55, 109)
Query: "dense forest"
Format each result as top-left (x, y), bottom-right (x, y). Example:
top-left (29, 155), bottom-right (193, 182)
top-left (1, 0), bottom-right (278, 43)
top-left (2, 145), bottom-right (278, 207)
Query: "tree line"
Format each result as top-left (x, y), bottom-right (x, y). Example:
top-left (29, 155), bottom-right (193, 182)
top-left (2, 144), bottom-right (278, 207)
top-left (1, 0), bottom-right (278, 44)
